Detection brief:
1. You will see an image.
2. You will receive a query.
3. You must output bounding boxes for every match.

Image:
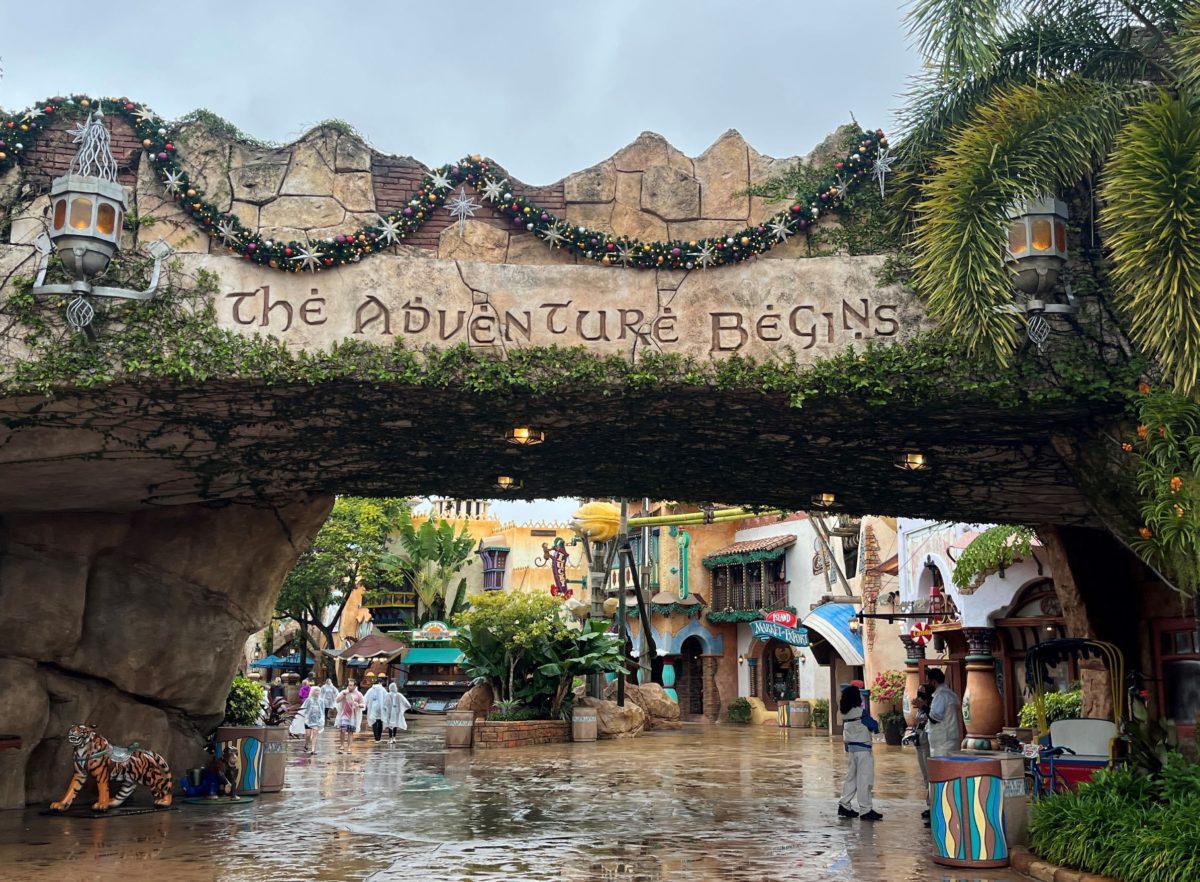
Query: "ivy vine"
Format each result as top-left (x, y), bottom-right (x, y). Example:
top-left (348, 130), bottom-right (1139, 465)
top-left (951, 525), bottom-right (1036, 591)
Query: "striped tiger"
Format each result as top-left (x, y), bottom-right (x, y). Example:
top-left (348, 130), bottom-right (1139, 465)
top-left (50, 724), bottom-right (173, 811)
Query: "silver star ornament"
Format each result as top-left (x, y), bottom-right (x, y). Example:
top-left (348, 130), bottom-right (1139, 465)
top-left (767, 218), bottom-right (792, 243)
top-left (429, 169), bottom-right (454, 191)
top-left (689, 242), bottom-right (717, 269)
top-left (375, 216), bottom-right (404, 246)
top-left (446, 188), bottom-right (480, 238)
top-left (872, 147), bottom-right (896, 198)
top-left (291, 244), bottom-right (325, 272)
top-left (481, 178), bottom-right (505, 203)
top-left (541, 222), bottom-right (567, 250)
top-left (162, 170), bottom-right (185, 195)
top-left (216, 219), bottom-right (240, 246)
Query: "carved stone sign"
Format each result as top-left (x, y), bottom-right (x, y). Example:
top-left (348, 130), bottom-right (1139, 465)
top-left (193, 251), bottom-right (928, 361)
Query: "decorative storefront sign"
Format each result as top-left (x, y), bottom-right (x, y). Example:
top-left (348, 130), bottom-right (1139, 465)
top-left (910, 621), bottom-right (932, 646)
top-left (765, 609), bottom-right (798, 628)
top-left (412, 620), bottom-right (456, 642)
top-left (750, 620), bottom-right (809, 647)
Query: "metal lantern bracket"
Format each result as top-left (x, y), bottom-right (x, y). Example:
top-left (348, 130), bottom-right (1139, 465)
top-left (31, 232), bottom-right (173, 302)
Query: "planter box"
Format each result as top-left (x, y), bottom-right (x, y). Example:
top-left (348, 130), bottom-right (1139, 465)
top-left (259, 726), bottom-right (289, 793)
top-left (215, 725), bottom-right (265, 795)
top-left (473, 720), bottom-right (570, 750)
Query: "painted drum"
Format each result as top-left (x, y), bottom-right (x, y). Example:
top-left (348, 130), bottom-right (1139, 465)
top-left (571, 707), bottom-right (598, 742)
top-left (444, 710), bottom-right (476, 749)
top-left (927, 756), bottom-right (1009, 869)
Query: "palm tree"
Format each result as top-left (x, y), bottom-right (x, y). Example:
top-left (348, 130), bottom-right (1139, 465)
top-left (386, 517), bottom-right (475, 624)
top-left (897, 0), bottom-right (1200, 395)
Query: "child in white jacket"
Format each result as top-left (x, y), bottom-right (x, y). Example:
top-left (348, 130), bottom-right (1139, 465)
top-left (838, 683), bottom-right (882, 820)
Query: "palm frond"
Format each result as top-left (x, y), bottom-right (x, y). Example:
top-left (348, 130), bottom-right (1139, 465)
top-left (1101, 92), bottom-right (1200, 397)
top-left (912, 78), bottom-right (1143, 363)
top-left (1172, 2), bottom-right (1200, 88)
top-left (906, 0), bottom-right (1014, 74)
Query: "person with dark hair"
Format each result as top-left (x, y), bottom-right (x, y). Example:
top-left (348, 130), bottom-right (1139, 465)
top-left (837, 684), bottom-right (882, 821)
top-left (926, 668), bottom-right (963, 758)
top-left (912, 683), bottom-right (935, 824)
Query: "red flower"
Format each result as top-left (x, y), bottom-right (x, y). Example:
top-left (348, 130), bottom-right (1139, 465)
top-left (1139, 527), bottom-right (1153, 540)
top-left (1138, 382), bottom-right (1151, 395)
top-left (1138, 690), bottom-right (1150, 701)
top-left (1137, 425), bottom-right (1148, 440)
top-left (1171, 476), bottom-right (1183, 493)
top-left (1122, 443), bottom-right (1134, 452)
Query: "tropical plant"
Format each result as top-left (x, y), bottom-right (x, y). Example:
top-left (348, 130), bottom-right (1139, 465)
top-left (953, 525), bottom-right (1037, 590)
top-left (812, 698), bottom-right (830, 729)
top-left (897, 0), bottom-right (1200, 396)
top-left (383, 514), bottom-right (475, 625)
top-left (1123, 691), bottom-right (1180, 776)
top-left (869, 670), bottom-right (906, 709)
top-left (224, 675), bottom-right (265, 727)
top-left (727, 697), bottom-right (753, 723)
top-left (276, 496), bottom-right (410, 651)
top-left (879, 710), bottom-right (908, 728)
top-left (529, 619), bottom-right (627, 718)
top-left (1018, 687), bottom-right (1083, 729)
top-left (262, 694), bottom-right (295, 727)
top-left (486, 699), bottom-right (537, 722)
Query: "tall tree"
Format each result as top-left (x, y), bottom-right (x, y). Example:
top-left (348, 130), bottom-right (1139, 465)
top-left (275, 496), bottom-right (410, 654)
top-left (383, 514), bottom-right (475, 625)
top-left (895, 0), bottom-right (1200, 395)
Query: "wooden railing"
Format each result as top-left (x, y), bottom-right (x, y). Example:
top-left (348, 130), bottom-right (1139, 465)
top-left (712, 580), bottom-right (789, 611)
top-left (362, 591), bottom-right (416, 608)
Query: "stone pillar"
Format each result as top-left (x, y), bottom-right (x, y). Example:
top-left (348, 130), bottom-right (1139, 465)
top-left (900, 634), bottom-right (926, 725)
top-left (701, 655), bottom-right (721, 721)
top-left (961, 627), bottom-right (1004, 749)
top-left (0, 494), bottom-right (332, 806)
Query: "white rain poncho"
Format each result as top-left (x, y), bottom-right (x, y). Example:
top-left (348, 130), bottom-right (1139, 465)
top-left (384, 683), bottom-right (412, 731)
top-left (364, 681), bottom-right (388, 726)
top-left (319, 679), bottom-right (338, 711)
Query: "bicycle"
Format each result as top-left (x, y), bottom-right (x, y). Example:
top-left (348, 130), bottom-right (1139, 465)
top-left (1022, 743), bottom-right (1074, 800)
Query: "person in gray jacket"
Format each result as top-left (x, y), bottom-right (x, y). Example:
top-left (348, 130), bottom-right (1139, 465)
top-left (837, 684), bottom-right (882, 821)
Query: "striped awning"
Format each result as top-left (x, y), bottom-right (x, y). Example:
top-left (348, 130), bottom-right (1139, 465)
top-left (801, 603), bottom-right (864, 665)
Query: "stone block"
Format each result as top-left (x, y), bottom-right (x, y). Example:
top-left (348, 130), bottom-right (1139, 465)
top-left (230, 145), bottom-right (290, 205)
top-left (748, 146), bottom-right (795, 226)
top-left (280, 133), bottom-right (337, 196)
top-left (564, 202), bottom-right (613, 232)
top-left (439, 219), bottom-right (509, 262)
top-left (613, 132), bottom-right (692, 174)
top-left (335, 136), bottom-right (372, 172)
top-left (260, 195), bottom-right (345, 230)
top-left (8, 195), bottom-right (50, 245)
top-left (695, 129), bottom-right (750, 220)
top-left (642, 166), bottom-right (700, 221)
top-left (228, 201), bottom-right (260, 232)
top-left (172, 124), bottom-right (233, 213)
top-left (505, 231), bottom-right (577, 266)
top-left (564, 161), bottom-right (616, 203)
top-left (133, 158), bottom-right (209, 253)
top-left (667, 219), bottom-right (744, 243)
top-left (334, 173), bottom-right (376, 213)
top-left (614, 172), bottom-right (641, 207)
top-left (610, 203), bottom-right (667, 243)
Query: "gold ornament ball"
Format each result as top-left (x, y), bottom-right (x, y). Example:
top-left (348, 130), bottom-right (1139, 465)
top-left (19, 124), bottom-right (28, 132)
top-left (740, 236), bottom-right (750, 246)
top-left (142, 138), bottom-right (152, 148)
top-left (80, 99), bottom-right (90, 108)
top-left (601, 255), bottom-right (611, 265)
top-left (0, 152), bottom-right (6, 161)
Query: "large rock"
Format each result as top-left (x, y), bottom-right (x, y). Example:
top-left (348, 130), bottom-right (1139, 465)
top-left (579, 695), bottom-right (645, 738)
top-left (0, 495), bottom-right (332, 805)
top-left (602, 681), bottom-right (681, 730)
top-left (456, 682), bottom-right (494, 720)
top-left (694, 129), bottom-right (750, 220)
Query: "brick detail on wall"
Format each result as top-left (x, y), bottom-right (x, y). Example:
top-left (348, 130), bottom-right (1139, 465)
top-left (20, 116), bottom-right (142, 192)
top-left (471, 719), bottom-right (571, 750)
top-left (371, 154), bottom-right (565, 253)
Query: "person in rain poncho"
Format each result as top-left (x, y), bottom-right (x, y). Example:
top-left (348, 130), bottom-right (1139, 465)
top-left (364, 677), bottom-right (389, 743)
top-left (300, 682), bottom-right (325, 754)
top-left (334, 679), bottom-right (365, 754)
top-left (383, 682), bottom-right (412, 743)
top-left (320, 678), bottom-right (338, 724)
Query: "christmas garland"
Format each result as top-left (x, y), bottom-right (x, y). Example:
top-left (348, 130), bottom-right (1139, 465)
top-left (1, 94), bottom-right (890, 274)
top-left (706, 605), bottom-right (797, 625)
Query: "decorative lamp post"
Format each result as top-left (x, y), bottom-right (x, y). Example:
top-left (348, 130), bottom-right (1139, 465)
top-left (31, 107), bottom-right (172, 329)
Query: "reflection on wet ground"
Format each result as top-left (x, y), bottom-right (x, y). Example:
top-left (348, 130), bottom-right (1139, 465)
top-left (0, 722), bottom-right (1027, 881)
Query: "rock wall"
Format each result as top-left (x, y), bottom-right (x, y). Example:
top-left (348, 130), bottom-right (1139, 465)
top-left (0, 494), bottom-right (331, 807)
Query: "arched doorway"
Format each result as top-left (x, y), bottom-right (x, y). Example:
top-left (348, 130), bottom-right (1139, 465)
top-left (994, 578), bottom-right (1069, 727)
top-left (679, 636), bottom-right (705, 717)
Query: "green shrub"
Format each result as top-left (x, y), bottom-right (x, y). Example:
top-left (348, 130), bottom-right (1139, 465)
top-left (1018, 687), bottom-right (1082, 729)
top-left (727, 698), bottom-right (753, 723)
top-left (224, 675), bottom-right (265, 726)
top-left (811, 698), bottom-right (830, 729)
top-left (1030, 753), bottom-right (1200, 882)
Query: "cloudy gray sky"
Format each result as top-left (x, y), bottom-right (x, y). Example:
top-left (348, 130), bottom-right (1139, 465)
top-left (2, 1), bottom-right (921, 184)
top-left (2, 1), bottom-right (921, 523)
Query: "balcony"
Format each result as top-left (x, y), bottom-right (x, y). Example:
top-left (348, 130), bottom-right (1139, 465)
top-left (362, 591), bottom-right (416, 609)
top-left (712, 580), bottom-right (790, 612)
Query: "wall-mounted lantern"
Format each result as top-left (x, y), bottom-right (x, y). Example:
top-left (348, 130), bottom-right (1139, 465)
top-left (30, 107), bottom-right (172, 329)
top-left (1006, 196), bottom-right (1069, 296)
top-left (810, 492), bottom-right (837, 509)
top-left (505, 426), bottom-right (545, 446)
top-left (894, 452), bottom-right (929, 472)
top-left (495, 475), bottom-right (522, 491)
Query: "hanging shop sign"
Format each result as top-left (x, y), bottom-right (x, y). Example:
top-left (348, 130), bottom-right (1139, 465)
top-left (412, 620), bottom-right (456, 642)
top-left (910, 621), bottom-right (932, 646)
top-left (764, 609), bottom-right (798, 628)
top-left (751, 620), bottom-right (809, 647)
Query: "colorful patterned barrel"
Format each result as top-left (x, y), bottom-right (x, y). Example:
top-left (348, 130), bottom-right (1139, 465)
top-left (214, 726), bottom-right (265, 795)
top-left (927, 756), bottom-right (1009, 869)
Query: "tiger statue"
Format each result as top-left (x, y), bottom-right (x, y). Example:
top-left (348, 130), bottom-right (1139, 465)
top-left (50, 724), bottom-right (173, 811)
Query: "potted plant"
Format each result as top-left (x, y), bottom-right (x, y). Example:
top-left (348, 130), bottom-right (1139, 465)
top-left (258, 693), bottom-right (295, 793)
top-left (216, 675), bottom-right (267, 795)
top-left (869, 670), bottom-right (906, 745)
top-left (811, 698), bottom-right (830, 730)
top-left (727, 697), bottom-right (752, 723)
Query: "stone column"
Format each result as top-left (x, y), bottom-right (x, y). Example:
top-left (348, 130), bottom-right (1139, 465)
top-left (701, 655), bottom-right (721, 721)
top-left (961, 627), bottom-right (1004, 749)
top-left (900, 634), bottom-right (926, 725)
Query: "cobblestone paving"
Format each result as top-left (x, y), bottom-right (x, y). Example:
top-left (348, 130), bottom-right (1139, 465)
top-left (0, 722), bottom-right (1028, 882)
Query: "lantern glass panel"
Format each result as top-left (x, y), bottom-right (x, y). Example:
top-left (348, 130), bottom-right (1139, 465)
top-left (1031, 219), bottom-right (1053, 252)
top-left (1054, 221), bottom-right (1066, 254)
top-left (53, 199), bottom-right (66, 231)
top-left (69, 197), bottom-right (93, 231)
top-left (96, 203), bottom-right (116, 236)
top-left (1007, 221), bottom-right (1028, 255)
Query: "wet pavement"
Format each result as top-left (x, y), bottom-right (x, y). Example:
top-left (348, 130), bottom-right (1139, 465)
top-left (0, 721), bottom-right (1028, 882)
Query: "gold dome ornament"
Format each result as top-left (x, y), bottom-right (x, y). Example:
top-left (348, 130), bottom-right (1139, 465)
top-left (571, 501), bottom-right (621, 542)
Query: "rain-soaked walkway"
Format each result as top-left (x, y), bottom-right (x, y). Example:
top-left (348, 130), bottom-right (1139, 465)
top-left (0, 722), bottom-right (1028, 882)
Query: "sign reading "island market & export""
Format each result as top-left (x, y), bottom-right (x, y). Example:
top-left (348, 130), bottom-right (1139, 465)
top-left (750, 620), bottom-right (809, 647)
